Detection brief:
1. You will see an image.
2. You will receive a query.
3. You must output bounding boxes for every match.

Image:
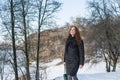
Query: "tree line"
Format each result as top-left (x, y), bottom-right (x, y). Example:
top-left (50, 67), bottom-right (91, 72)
top-left (68, 0), bottom-right (120, 72)
top-left (0, 0), bottom-right (61, 80)
top-left (0, 0), bottom-right (120, 80)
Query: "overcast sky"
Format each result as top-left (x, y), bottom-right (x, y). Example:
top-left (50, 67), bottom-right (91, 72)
top-left (56, 0), bottom-right (88, 26)
top-left (0, 0), bottom-right (89, 41)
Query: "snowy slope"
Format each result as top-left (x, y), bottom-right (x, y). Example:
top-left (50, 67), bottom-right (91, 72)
top-left (46, 59), bottom-right (120, 80)
top-left (55, 71), bottom-right (120, 80)
top-left (1, 57), bottom-right (120, 80)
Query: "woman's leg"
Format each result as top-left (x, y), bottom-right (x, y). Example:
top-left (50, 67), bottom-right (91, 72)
top-left (67, 75), bottom-right (72, 80)
top-left (73, 75), bottom-right (78, 80)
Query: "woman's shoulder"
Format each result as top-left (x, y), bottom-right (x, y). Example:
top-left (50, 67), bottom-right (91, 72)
top-left (80, 40), bottom-right (84, 45)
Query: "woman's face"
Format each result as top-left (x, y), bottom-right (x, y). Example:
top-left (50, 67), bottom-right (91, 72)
top-left (70, 27), bottom-right (76, 36)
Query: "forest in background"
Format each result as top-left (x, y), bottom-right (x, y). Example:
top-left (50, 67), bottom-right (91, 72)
top-left (0, 0), bottom-right (120, 80)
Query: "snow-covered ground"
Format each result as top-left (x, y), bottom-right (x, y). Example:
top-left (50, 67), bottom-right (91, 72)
top-left (46, 58), bottom-right (120, 80)
top-left (0, 58), bottom-right (120, 80)
top-left (54, 71), bottom-right (120, 80)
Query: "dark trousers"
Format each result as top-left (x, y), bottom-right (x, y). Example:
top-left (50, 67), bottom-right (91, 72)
top-left (67, 75), bottom-right (78, 80)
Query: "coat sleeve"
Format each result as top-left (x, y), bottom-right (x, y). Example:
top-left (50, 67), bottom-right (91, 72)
top-left (79, 40), bottom-right (85, 65)
top-left (64, 41), bottom-right (68, 62)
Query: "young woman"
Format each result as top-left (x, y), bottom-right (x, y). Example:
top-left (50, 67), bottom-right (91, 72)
top-left (64, 25), bottom-right (85, 80)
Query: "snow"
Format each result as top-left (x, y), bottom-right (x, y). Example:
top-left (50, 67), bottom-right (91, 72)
top-left (55, 71), bottom-right (120, 80)
top-left (1, 56), bottom-right (120, 80)
top-left (40, 58), bottom-right (62, 67)
top-left (47, 64), bottom-right (64, 80)
top-left (46, 59), bottom-right (120, 80)
top-left (31, 58), bottom-right (62, 68)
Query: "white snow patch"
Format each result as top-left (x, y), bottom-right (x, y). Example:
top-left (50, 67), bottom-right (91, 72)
top-left (46, 61), bottom-right (120, 80)
top-left (1, 56), bottom-right (120, 80)
top-left (31, 58), bottom-right (62, 68)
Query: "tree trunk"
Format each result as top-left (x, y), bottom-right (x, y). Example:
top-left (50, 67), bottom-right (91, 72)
top-left (10, 0), bottom-right (18, 79)
top-left (21, 0), bottom-right (30, 79)
top-left (36, 0), bottom-right (43, 79)
top-left (112, 59), bottom-right (117, 72)
top-left (106, 60), bottom-right (110, 72)
top-left (35, 8), bottom-right (41, 80)
top-left (36, 28), bottom-right (41, 80)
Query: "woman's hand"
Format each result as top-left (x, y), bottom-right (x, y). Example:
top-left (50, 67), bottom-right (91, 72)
top-left (79, 65), bottom-right (83, 69)
top-left (63, 62), bottom-right (66, 65)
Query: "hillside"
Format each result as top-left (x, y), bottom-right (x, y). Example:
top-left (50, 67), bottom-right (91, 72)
top-left (27, 27), bottom-right (69, 62)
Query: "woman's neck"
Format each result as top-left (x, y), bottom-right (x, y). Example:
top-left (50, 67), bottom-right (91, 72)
top-left (71, 35), bottom-right (74, 37)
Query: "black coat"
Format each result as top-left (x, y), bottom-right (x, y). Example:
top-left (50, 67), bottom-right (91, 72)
top-left (64, 36), bottom-right (85, 76)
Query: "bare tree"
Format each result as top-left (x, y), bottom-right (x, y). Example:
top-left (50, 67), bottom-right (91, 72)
top-left (0, 0), bottom-right (61, 80)
top-left (0, 0), bottom-right (32, 79)
top-left (21, 0), bottom-right (31, 79)
top-left (0, 43), bottom-right (8, 80)
top-left (87, 0), bottom-right (120, 72)
top-left (34, 0), bottom-right (61, 79)
top-left (10, 0), bottom-right (19, 79)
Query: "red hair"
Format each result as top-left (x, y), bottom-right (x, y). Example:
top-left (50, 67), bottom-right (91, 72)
top-left (67, 25), bottom-right (82, 45)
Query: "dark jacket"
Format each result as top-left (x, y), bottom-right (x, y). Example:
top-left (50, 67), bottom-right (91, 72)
top-left (64, 36), bottom-right (85, 76)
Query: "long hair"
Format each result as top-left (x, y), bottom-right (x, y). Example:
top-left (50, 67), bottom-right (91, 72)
top-left (67, 25), bottom-right (82, 45)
